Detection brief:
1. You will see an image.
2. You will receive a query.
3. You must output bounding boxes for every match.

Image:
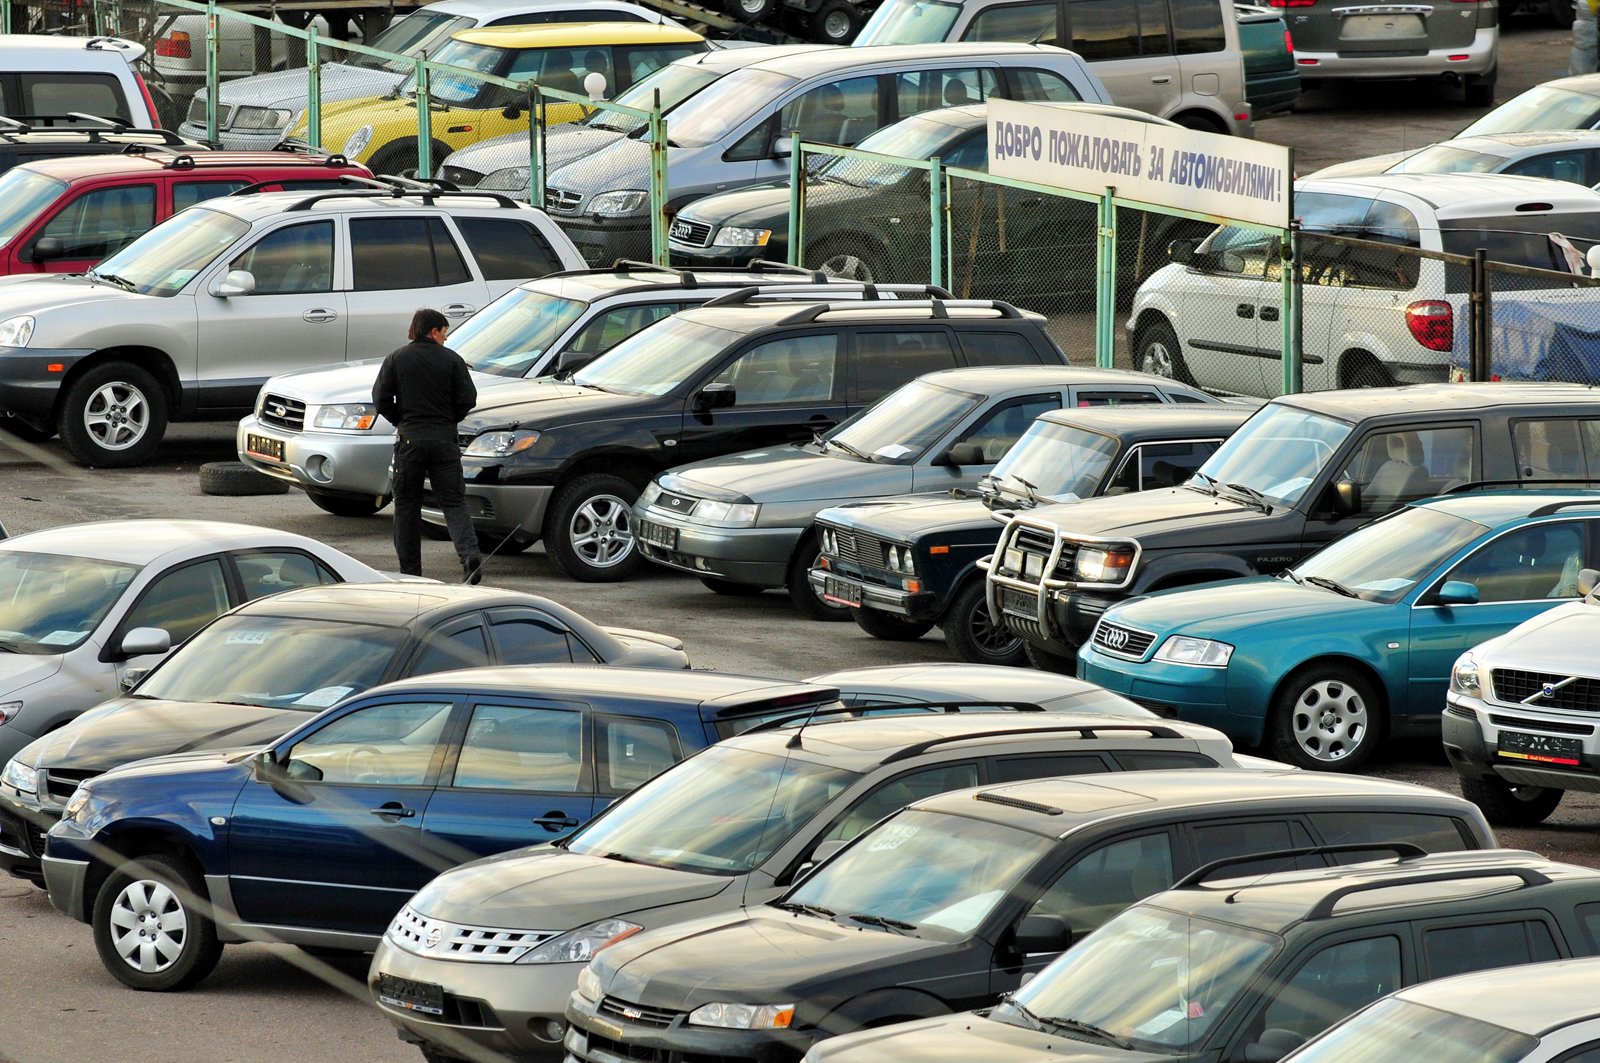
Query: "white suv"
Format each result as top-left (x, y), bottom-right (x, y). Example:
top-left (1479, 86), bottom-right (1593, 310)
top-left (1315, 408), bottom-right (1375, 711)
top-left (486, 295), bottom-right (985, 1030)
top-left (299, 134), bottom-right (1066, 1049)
top-left (0, 35), bottom-right (160, 128)
top-left (0, 181), bottom-right (581, 467)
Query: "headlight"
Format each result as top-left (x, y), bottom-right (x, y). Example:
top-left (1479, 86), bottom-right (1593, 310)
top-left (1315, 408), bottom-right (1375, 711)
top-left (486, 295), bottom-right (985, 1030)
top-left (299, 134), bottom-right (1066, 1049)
top-left (1450, 652), bottom-right (1482, 697)
top-left (518, 918), bottom-right (641, 965)
top-left (1074, 544), bottom-right (1136, 584)
top-left (715, 226), bottom-right (772, 248)
top-left (343, 124), bottom-right (374, 158)
top-left (480, 165), bottom-right (530, 192)
top-left (231, 105), bottom-right (292, 130)
top-left (63, 786), bottom-right (92, 819)
top-left (463, 430), bottom-right (541, 457)
top-left (0, 316), bottom-right (35, 347)
top-left (312, 403), bottom-right (377, 430)
top-left (819, 528), bottom-right (835, 554)
top-left (575, 964), bottom-right (603, 1003)
top-left (1153, 635), bottom-right (1233, 667)
top-left (694, 500), bottom-right (760, 525)
top-left (589, 190), bottom-right (648, 216)
top-left (885, 545), bottom-right (916, 575)
top-left (638, 481), bottom-right (663, 507)
top-left (1002, 548), bottom-right (1045, 580)
top-left (2, 758), bottom-right (37, 795)
top-left (688, 1002), bottom-right (795, 1030)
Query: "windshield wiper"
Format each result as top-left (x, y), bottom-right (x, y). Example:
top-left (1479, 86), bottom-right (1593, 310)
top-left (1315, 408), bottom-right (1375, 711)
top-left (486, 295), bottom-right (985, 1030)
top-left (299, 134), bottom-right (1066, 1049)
top-left (1007, 474), bottom-right (1042, 507)
top-left (998, 996), bottom-right (1050, 1032)
top-left (771, 901), bottom-right (836, 919)
top-left (1282, 568), bottom-right (1305, 586)
top-left (1222, 482), bottom-right (1272, 513)
top-left (827, 438), bottom-right (873, 462)
top-left (1039, 1016), bottom-right (1135, 1051)
top-left (88, 270), bottom-right (136, 292)
top-left (1305, 575), bottom-right (1360, 599)
top-left (1187, 471), bottom-right (1220, 497)
top-left (847, 912), bottom-right (917, 934)
top-left (599, 850), bottom-right (641, 864)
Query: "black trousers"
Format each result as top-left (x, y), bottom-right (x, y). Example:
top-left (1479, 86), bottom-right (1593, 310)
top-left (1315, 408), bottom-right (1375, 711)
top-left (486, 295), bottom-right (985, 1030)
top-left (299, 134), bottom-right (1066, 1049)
top-left (392, 436), bottom-right (476, 577)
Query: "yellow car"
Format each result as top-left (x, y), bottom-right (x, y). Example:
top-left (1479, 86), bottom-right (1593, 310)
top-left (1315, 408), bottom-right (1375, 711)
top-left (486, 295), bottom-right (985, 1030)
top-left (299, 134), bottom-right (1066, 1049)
top-left (298, 22), bottom-right (706, 175)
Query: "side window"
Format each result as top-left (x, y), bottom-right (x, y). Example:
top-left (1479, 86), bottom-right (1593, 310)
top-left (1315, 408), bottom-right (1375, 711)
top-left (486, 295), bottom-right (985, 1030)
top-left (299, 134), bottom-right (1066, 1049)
top-left (955, 395), bottom-right (1060, 462)
top-left (991, 754), bottom-right (1112, 782)
top-left (351, 216), bottom-right (470, 290)
top-left (22, 73), bottom-right (129, 121)
top-left (565, 302), bottom-right (681, 359)
top-left (778, 76), bottom-right (884, 147)
top-left (1136, 0), bottom-right (1172, 53)
top-left (230, 550), bottom-right (337, 602)
top-left (960, 330), bottom-right (1046, 366)
top-left (1423, 921), bottom-right (1559, 980)
top-left (1190, 817), bottom-right (1320, 875)
top-left (853, 329), bottom-right (959, 402)
top-left (1309, 811), bottom-right (1472, 858)
top-left (284, 700), bottom-right (453, 785)
top-left (455, 217), bottom-right (565, 281)
top-left (1076, 390), bottom-right (1165, 407)
top-left (1200, 226), bottom-right (1279, 279)
top-left (453, 703), bottom-right (584, 791)
top-left (711, 334), bottom-right (839, 407)
top-left (1445, 520), bottom-right (1591, 603)
top-left (39, 185), bottom-right (155, 259)
top-left (1111, 440), bottom-right (1223, 494)
top-left (1169, 0), bottom-right (1225, 53)
top-left (1338, 426), bottom-right (1476, 515)
top-left (1069, 0), bottom-right (1141, 60)
top-left (1506, 150), bottom-right (1593, 185)
top-left (1555, 1048), bottom-right (1600, 1063)
top-left (1580, 902), bottom-right (1600, 950)
top-left (1113, 750), bottom-right (1222, 770)
top-left (173, 180), bottom-right (248, 210)
top-left (230, 220), bottom-right (334, 294)
top-left (1514, 419), bottom-right (1600, 480)
top-left (409, 623), bottom-right (491, 675)
top-left (965, 3), bottom-right (1058, 43)
top-left (944, 131), bottom-right (989, 169)
top-left (122, 559), bottom-right (230, 644)
top-left (823, 762), bottom-right (981, 840)
top-left (616, 44), bottom-right (704, 89)
top-left (895, 67), bottom-right (997, 114)
top-left (1258, 937), bottom-right (1402, 1042)
top-left (489, 615), bottom-right (576, 663)
top-left (1027, 833), bottom-right (1175, 935)
top-left (596, 715), bottom-right (681, 794)
top-left (1003, 67), bottom-right (1084, 103)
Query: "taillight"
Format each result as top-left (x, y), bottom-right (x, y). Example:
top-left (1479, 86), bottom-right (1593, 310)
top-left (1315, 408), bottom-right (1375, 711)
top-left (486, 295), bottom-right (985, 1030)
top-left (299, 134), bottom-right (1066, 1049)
top-left (1284, 29), bottom-right (1294, 52)
top-left (155, 31), bottom-right (191, 58)
top-left (1267, 0), bottom-right (1315, 8)
top-left (1406, 300), bottom-right (1453, 352)
top-left (134, 72), bottom-right (161, 128)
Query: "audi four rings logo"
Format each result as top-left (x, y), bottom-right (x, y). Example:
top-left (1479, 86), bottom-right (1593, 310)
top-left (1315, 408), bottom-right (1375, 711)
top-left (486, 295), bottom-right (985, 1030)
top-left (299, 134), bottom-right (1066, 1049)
top-left (1101, 627), bottom-right (1130, 650)
top-left (1542, 683), bottom-right (1557, 699)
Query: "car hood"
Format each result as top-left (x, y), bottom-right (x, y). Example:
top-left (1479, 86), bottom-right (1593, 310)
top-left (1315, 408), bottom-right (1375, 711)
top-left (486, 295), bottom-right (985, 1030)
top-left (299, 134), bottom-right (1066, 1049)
top-left (547, 137), bottom-right (650, 202)
top-left (0, 273), bottom-right (143, 317)
top-left (210, 64), bottom-right (399, 109)
top-left (597, 908), bottom-right (950, 1008)
top-left (446, 124), bottom-right (630, 185)
top-left (264, 358), bottom-right (508, 404)
top-left (1481, 601), bottom-right (1600, 670)
top-left (809, 1012), bottom-right (1172, 1063)
top-left (1105, 576), bottom-right (1381, 637)
top-left (677, 181), bottom-right (790, 229)
top-left (461, 380), bottom-right (642, 429)
top-left (408, 847), bottom-right (734, 927)
top-left (25, 698), bottom-right (308, 774)
top-left (0, 652), bottom-right (65, 701)
top-left (1303, 148), bottom-right (1419, 179)
top-left (1021, 486), bottom-right (1269, 543)
top-left (662, 446), bottom-right (884, 504)
top-left (823, 492), bottom-right (1046, 539)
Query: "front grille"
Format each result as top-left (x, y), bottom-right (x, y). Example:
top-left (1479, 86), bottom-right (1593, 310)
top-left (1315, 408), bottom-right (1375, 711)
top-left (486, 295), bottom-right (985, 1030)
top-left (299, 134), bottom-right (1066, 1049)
top-left (387, 905), bottom-right (557, 964)
top-left (1004, 524), bottom-right (1078, 583)
top-left (831, 529), bottom-right (887, 570)
top-left (670, 219), bottom-right (713, 247)
top-left (439, 992), bottom-right (499, 1028)
top-left (1488, 713), bottom-right (1596, 737)
top-left (597, 996), bottom-right (683, 1028)
top-left (652, 490), bottom-right (700, 515)
top-left (43, 767), bottom-right (98, 804)
top-left (545, 187), bottom-right (582, 213)
top-left (1091, 619), bottom-right (1157, 660)
top-left (1491, 669), bottom-right (1600, 713)
top-left (257, 393), bottom-right (306, 431)
top-left (576, 1030), bottom-right (735, 1063)
top-left (0, 807), bottom-right (46, 859)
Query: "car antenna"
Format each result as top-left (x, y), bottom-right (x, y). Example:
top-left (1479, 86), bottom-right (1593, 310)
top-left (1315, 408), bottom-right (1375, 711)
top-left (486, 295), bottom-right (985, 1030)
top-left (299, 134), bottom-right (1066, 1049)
top-left (737, 695), bottom-right (830, 909)
top-left (786, 698), bottom-right (828, 749)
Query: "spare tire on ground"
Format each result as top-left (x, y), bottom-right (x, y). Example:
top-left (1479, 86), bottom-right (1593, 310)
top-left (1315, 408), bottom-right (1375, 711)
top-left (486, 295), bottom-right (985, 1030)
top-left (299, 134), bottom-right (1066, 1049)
top-left (198, 460), bottom-right (291, 497)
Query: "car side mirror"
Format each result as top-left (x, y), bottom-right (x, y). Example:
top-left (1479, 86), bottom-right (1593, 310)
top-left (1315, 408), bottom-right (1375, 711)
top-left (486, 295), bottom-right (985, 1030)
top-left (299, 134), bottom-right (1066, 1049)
top-left (212, 268), bottom-right (256, 297)
top-left (1330, 477), bottom-right (1361, 516)
top-left (1168, 237), bottom-right (1197, 265)
top-left (118, 626), bottom-right (171, 659)
top-left (554, 349), bottom-right (595, 377)
top-left (942, 442), bottom-right (985, 467)
top-left (792, 838), bottom-right (846, 884)
top-left (1239, 1028), bottom-right (1308, 1063)
top-left (31, 236), bottom-right (64, 262)
top-left (694, 382), bottom-right (737, 412)
top-left (119, 666), bottom-right (152, 692)
top-left (1437, 580), bottom-right (1480, 606)
top-left (1579, 567), bottom-right (1598, 596)
top-left (254, 749), bottom-right (286, 780)
top-left (1013, 913), bottom-right (1073, 955)
top-left (773, 136), bottom-right (794, 160)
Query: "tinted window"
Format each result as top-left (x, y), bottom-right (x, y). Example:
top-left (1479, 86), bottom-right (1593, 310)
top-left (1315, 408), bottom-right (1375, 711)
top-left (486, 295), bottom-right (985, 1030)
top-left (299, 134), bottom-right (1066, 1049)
top-left (853, 329), bottom-right (959, 401)
top-left (991, 754), bottom-right (1111, 782)
top-left (824, 762), bottom-right (981, 839)
top-left (1261, 937), bottom-right (1402, 1042)
top-left (955, 394), bottom-right (1060, 462)
top-left (1506, 149), bottom-right (1596, 185)
top-left (960, 330), bottom-right (1046, 365)
top-left (285, 700), bottom-right (453, 785)
top-left (1110, 440), bottom-right (1222, 493)
top-left (896, 67), bottom-right (997, 114)
top-left (616, 44), bottom-right (705, 89)
top-left (1423, 921), bottom-right (1560, 980)
top-left (1579, 902), bottom-right (1600, 949)
top-left (409, 624), bottom-right (491, 674)
top-left (1446, 520), bottom-right (1591, 603)
top-left (1137, 0), bottom-right (1172, 53)
top-left (1190, 817), bottom-right (1320, 875)
top-left (123, 559), bottom-right (230, 644)
top-left (174, 180), bottom-right (248, 210)
top-left (1309, 811), bottom-right (1471, 856)
top-left (454, 703), bottom-right (584, 791)
top-left (597, 715), bottom-right (681, 794)
top-left (455, 216), bottom-right (564, 280)
top-left (1027, 833), bottom-right (1174, 934)
top-left (488, 616), bottom-right (576, 662)
top-left (1113, 750), bottom-right (1220, 770)
top-left (778, 76), bottom-right (884, 147)
top-left (1005, 67), bottom-right (1085, 102)
top-left (351, 216), bottom-right (469, 290)
top-left (1077, 390), bottom-right (1164, 406)
top-left (1514, 418), bottom-right (1600, 479)
top-left (1337, 427), bottom-right (1477, 515)
top-left (40, 184), bottom-right (154, 259)
top-left (712, 334), bottom-right (839, 406)
top-left (22, 73), bottom-right (129, 121)
top-left (966, 2), bottom-right (1058, 42)
top-left (564, 302), bottom-right (681, 360)
top-left (231, 551), bottom-right (337, 602)
top-left (1169, 0), bottom-right (1225, 53)
top-left (230, 220), bottom-right (334, 294)
top-left (1442, 213), bottom-right (1600, 290)
top-left (1069, 0), bottom-right (1140, 60)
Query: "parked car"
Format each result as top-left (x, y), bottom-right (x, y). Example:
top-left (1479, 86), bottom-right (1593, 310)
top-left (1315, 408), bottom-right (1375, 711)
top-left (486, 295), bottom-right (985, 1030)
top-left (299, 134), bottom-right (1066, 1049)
top-left (541, 43), bottom-right (1111, 265)
top-left (803, 849), bottom-right (1600, 1063)
top-left (0, 182), bottom-right (582, 466)
top-left (0, 118), bottom-right (205, 181)
top-left (369, 712), bottom-right (1265, 1063)
top-left (1446, 564), bottom-right (1600, 826)
top-left (0, 581), bottom-right (687, 884)
top-left (1276, 0), bottom-right (1496, 104)
top-left (436, 292), bottom-right (1070, 582)
top-left (1130, 174), bottom-right (1600, 397)
top-left (816, 404), bottom-right (1250, 665)
top-left (1079, 490), bottom-right (1600, 771)
top-left (0, 35), bottom-right (161, 129)
top-left (1277, 956), bottom-right (1600, 1063)
top-left (1456, 73), bottom-right (1600, 140)
top-left (290, 22), bottom-right (708, 176)
top-left (810, 661), bottom-right (1178, 715)
top-left (852, 0), bottom-right (1250, 135)
top-left (0, 145), bottom-right (369, 283)
top-left (233, 262), bottom-right (848, 517)
top-left (634, 366), bottom-right (1216, 620)
top-left (1308, 130), bottom-right (1600, 183)
top-left (562, 772), bottom-right (1496, 1063)
top-left (1236, 4), bottom-right (1298, 119)
top-left (40, 664), bottom-right (836, 991)
top-left (0, 518), bottom-right (389, 780)
top-left (983, 383), bottom-right (1600, 671)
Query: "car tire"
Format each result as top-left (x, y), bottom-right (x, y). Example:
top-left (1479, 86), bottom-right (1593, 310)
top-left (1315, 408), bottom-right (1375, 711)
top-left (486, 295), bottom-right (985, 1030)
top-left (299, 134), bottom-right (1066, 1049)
top-left (727, 0), bottom-right (776, 21)
top-left (810, 0), bottom-right (863, 42)
top-left (944, 578), bottom-right (1026, 666)
top-left (811, 238), bottom-right (887, 284)
top-left (306, 489), bottom-right (389, 516)
top-left (547, 472), bottom-right (645, 582)
top-left (0, 416), bottom-right (55, 442)
top-left (1465, 69), bottom-right (1496, 107)
top-left (1024, 641), bottom-right (1077, 674)
top-left (700, 576), bottom-right (766, 596)
top-left (787, 530), bottom-right (852, 621)
top-left (199, 460), bottom-right (291, 497)
top-left (92, 853), bottom-right (222, 992)
top-left (60, 361), bottom-right (169, 468)
top-left (1269, 664), bottom-right (1383, 771)
top-left (1551, 0), bottom-right (1576, 27)
top-left (1134, 320), bottom-right (1194, 385)
top-left (1459, 775), bottom-right (1563, 826)
top-left (852, 607), bottom-right (934, 641)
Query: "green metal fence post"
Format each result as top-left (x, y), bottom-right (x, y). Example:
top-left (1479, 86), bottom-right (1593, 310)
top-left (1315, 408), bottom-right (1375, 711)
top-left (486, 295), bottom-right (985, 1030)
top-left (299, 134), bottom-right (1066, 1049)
top-left (91, 0), bottom-right (104, 35)
top-left (205, 1), bottom-right (219, 142)
top-left (306, 28), bottom-right (321, 150)
top-left (928, 155), bottom-right (944, 290)
top-left (649, 89), bottom-right (668, 266)
top-left (1281, 228), bottom-right (1300, 394)
top-left (1095, 187), bottom-right (1116, 368)
top-left (2, 1), bottom-right (11, 37)
top-left (415, 59), bottom-right (433, 179)
top-left (528, 84), bottom-right (544, 210)
top-left (788, 134), bottom-right (803, 267)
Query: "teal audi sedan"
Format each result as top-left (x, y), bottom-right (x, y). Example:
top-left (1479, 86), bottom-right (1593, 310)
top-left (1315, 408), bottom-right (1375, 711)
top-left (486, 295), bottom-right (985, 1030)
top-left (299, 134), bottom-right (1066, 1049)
top-left (1078, 490), bottom-right (1600, 772)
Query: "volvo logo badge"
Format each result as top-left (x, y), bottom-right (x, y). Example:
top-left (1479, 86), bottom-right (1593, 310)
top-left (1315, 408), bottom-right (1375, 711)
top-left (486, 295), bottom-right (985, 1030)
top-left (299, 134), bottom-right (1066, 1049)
top-left (425, 926), bottom-right (444, 948)
top-left (1102, 627), bottom-right (1130, 650)
top-left (1542, 683), bottom-right (1557, 699)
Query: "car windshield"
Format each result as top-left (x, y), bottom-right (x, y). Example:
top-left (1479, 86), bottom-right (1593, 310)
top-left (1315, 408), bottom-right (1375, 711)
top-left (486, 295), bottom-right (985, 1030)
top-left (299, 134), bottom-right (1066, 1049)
top-left (1388, 145), bottom-right (1503, 174)
top-left (90, 205), bottom-right (250, 297)
top-left (1289, 507), bottom-right (1487, 603)
top-left (585, 61), bottom-right (725, 133)
top-left (1191, 404), bottom-right (1352, 508)
top-left (855, 0), bottom-right (962, 45)
top-left (1458, 85), bottom-right (1600, 138)
top-left (0, 168), bottom-right (67, 247)
top-left (823, 380), bottom-right (981, 464)
top-left (400, 40), bottom-right (508, 104)
top-left (355, 11), bottom-right (470, 71)
top-left (1282, 997), bottom-right (1537, 1063)
top-left (133, 614), bottom-right (408, 709)
top-left (1001, 904), bottom-right (1279, 1051)
top-left (660, 68), bottom-right (796, 147)
top-left (571, 316), bottom-right (738, 395)
top-left (989, 421), bottom-right (1120, 504)
top-left (783, 809), bottom-right (1054, 942)
top-left (451, 288), bottom-right (589, 378)
top-left (0, 551), bottom-right (139, 654)
top-left (820, 115), bottom-right (962, 187)
top-left (566, 745), bottom-right (858, 873)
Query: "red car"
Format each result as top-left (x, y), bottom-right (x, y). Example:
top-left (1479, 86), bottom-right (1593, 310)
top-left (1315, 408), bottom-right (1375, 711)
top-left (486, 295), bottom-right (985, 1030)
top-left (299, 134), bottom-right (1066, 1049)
top-left (0, 146), bottom-right (372, 275)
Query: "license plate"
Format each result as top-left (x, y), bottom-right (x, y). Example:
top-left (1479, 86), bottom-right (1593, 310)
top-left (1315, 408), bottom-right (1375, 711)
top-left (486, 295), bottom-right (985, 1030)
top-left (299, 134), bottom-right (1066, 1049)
top-left (636, 519), bottom-right (677, 549)
top-left (1341, 13), bottom-right (1425, 38)
top-left (377, 973), bottom-right (445, 1016)
top-left (670, 219), bottom-right (693, 240)
top-left (822, 576), bottom-right (861, 608)
top-left (245, 433), bottom-right (284, 463)
top-left (1497, 729), bottom-right (1582, 767)
top-left (1002, 588), bottom-right (1037, 616)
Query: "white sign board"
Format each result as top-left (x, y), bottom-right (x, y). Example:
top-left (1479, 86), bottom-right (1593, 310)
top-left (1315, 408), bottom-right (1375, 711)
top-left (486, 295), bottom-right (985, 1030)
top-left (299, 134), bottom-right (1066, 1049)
top-left (986, 98), bottom-right (1291, 230)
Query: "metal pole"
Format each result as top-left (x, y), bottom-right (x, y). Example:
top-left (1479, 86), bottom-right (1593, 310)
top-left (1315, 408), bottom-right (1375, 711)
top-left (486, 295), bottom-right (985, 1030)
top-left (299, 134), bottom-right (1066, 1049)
top-left (649, 89), bottom-right (668, 266)
top-left (1281, 229), bottom-right (1301, 394)
top-left (205, 0), bottom-right (219, 142)
top-left (788, 132), bottom-right (803, 267)
top-left (528, 84), bottom-right (544, 209)
top-left (928, 155), bottom-right (944, 290)
top-left (306, 27), bottom-right (321, 150)
top-left (1470, 246), bottom-right (1491, 381)
top-left (415, 58), bottom-right (432, 179)
top-left (1095, 188), bottom-right (1116, 368)
top-left (2, 1), bottom-right (11, 37)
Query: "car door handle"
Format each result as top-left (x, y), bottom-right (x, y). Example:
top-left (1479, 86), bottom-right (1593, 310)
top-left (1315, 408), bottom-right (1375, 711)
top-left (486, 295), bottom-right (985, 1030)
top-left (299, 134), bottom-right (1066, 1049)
top-left (533, 813), bottom-right (580, 830)
top-left (441, 303), bottom-right (476, 318)
top-left (1236, 304), bottom-right (1255, 318)
top-left (1151, 75), bottom-right (1172, 84)
top-left (369, 803), bottom-right (416, 819)
top-left (1260, 306), bottom-right (1280, 321)
top-left (302, 308), bottom-right (338, 323)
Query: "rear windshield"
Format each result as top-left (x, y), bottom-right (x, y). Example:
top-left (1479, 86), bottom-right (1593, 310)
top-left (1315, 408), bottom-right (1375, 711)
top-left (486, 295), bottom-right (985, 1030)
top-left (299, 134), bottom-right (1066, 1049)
top-left (1440, 213), bottom-right (1600, 290)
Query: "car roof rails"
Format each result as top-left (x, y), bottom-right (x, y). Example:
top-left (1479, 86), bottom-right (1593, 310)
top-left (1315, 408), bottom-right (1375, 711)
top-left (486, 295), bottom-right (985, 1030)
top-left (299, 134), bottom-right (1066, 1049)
top-left (0, 114), bottom-right (189, 144)
top-left (774, 298), bottom-right (1027, 325)
top-left (282, 174), bottom-right (527, 212)
top-left (879, 722), bottom-right (1186, 765)
top-left (1444, 478), bottom-right (1600, 495)
top-left (1303, 862), bottom-right (1553, 921)
top-left (740, 701), bottom-right (1050, 734)
top-left (1172, 843), bottom-right (1429, 890)
top-left (701, 282), bottom-right (955, 308)
top-left (269, 139), bottom-right (348, 162)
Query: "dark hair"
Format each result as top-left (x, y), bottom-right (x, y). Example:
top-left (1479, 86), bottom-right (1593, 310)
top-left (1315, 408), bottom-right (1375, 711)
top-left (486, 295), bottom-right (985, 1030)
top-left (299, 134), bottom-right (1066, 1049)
top-left (409, 307), bottom-right (448, 341)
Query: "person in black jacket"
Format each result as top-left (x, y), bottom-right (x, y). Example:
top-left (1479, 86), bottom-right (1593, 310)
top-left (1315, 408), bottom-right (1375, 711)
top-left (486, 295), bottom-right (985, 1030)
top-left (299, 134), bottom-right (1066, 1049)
top-left (373, 308), bottom-right (482, 583)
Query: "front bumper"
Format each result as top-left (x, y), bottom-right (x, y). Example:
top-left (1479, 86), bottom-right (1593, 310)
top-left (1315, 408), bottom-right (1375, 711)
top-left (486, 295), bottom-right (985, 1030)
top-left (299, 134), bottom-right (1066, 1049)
top-left (1294, 27), bottom-right (1497, 80)
top-left (434, 483), bottom-right (554, 539)
top-left (42, 853), bottom-right (90, 921)
top-left (236, 414), bottom-right (396, 499)
top-left (667, 242), bottom-right (772, 269)
top-left (1077, 643), bottom-right (1254, 742)
top-left (554, 216), bottom-right (652, 268)
top-left (805, 568), bottom-right (940, 620)
top-left (983, 567), bottom-right (1112, 656)
top-left (1442, 693), bottom-right (1600, 792)
top-left (565, 991), bottom-right (813, 1063)
top-left (0, 347), bottom-right (94, 420)
top-left (633, 509), bottom-right (800, 588)
top-left (0, 797), bottom-right (50, 881)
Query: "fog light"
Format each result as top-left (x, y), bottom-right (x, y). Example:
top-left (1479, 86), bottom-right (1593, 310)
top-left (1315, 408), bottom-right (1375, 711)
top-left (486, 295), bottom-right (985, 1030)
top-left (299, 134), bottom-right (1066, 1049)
top-left (531, 1019), bottom-right (566, 1043)
top-left (306, 455), bottom-right (332, 483)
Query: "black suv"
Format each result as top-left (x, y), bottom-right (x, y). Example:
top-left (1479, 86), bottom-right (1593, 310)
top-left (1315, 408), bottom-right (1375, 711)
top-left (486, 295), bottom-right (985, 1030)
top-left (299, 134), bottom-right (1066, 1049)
top-left (0, 116), bottom-right (205, 177)
top-left (562, 771), bottom-right (1495, 1063)
top-left (814, 404), bottom-right (1252, 666)
top-left (440, 292), bottom-right (1069, 581)
top-left (809, 849), bottom-right (1600, 1063)
top-left (983, 383), bottom-right (1600, 670)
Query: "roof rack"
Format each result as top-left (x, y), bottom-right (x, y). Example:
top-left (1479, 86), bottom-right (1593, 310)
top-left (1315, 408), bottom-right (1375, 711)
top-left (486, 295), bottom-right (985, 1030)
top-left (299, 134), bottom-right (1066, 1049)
top-left (880, 723), bottom-right (1185, 765)
top-left (0, 115), bottom-right (190, 145)
top-left (776, 298), bottom-right (1026, 325)
top-left (282, 174), bottom-right (523, 212)
top-left (269, 139), bottom-right (346, 160)
top-left (1305, 863), bottom-right (1552, 921)
top-left (119, 142), bottom-right (202, 168)
top-left (741, 701), bottom-right (1048, 734)
top-left (1173, 843), bottom-right (1428, 890)
top-left (704, 282), bottom-right (954, 308)
top-left (598, 259), bottom-right (827, 289)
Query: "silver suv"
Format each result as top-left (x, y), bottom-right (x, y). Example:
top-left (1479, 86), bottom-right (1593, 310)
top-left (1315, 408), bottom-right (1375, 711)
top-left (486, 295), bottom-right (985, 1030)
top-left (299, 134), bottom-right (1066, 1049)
top-left (0, 180), bottom-right (581, 467)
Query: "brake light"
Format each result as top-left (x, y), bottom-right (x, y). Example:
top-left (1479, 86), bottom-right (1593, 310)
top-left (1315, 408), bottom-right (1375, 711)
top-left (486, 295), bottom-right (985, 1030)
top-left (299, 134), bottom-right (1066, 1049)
top-left (155, 31), bottom-right (190, 58)
top-left (134, 72), bottom-right (161, 127)
top-left (1406, 300), bottom-right (1453, 352)
top-left (1267, 0), bottom-right (1315, 8)
top-left (1284, 29), bottom-right (1294, 52)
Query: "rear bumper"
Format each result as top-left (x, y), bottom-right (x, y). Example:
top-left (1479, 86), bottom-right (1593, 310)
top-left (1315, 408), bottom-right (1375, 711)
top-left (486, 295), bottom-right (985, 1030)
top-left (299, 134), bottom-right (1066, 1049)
top-left (1295, 26), bottom-right (1497, 80)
